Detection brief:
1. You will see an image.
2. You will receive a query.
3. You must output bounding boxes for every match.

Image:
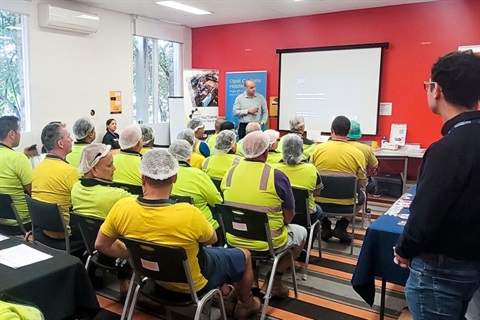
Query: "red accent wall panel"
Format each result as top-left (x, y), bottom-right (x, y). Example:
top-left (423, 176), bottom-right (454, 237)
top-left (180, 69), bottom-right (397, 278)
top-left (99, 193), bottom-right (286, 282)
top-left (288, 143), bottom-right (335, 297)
top-left (192, 0), bottom-right (480, 148)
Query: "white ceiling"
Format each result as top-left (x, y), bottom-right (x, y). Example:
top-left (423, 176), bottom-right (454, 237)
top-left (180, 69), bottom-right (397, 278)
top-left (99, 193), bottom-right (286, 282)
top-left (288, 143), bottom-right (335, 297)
top-left (74, 0), bottom-right (436, 28)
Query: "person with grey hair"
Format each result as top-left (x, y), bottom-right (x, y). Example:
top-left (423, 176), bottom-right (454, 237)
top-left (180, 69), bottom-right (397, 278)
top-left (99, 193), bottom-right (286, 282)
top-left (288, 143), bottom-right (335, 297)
top-left (202, 130), bottom-right (242, 180)
top-left (221, 131), bottom-right (307, 298)
top-left (66, 117), bottom-right (96, 168)
top-left (278, 115), bottom-right (316, 161)
top-left (32, 121), bottom-right (81, 240)
top-left (140, 124), bottom-right (155, 155)
top-left (169, 139), bottom-right (223, 245)
top-left (187, 118), bottom-right (210, 158)
top-left (236, 121), bottom-right (262, 157)
top-left (0, 116), bottom-right (33, 232)
top-left (176, 128), bottom-right (205, 169)
top-left (233, 79), bottom-right (268, 139)
top-left (112, 124), bottom-right (143, 187)
top-left (96, 148), bottom-right (261, 319)
top-left (272, 134), bottom-right (324, 261)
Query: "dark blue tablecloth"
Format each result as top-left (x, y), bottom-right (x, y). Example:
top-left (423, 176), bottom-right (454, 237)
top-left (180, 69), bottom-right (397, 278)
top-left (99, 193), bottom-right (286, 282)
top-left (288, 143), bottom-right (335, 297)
top-left (351, 185), bottom-right (416, 306)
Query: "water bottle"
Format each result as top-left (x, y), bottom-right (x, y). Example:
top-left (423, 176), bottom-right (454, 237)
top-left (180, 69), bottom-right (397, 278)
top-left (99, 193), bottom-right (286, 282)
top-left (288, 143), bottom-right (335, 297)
top-left (381, 135), bottom-right (387, 148)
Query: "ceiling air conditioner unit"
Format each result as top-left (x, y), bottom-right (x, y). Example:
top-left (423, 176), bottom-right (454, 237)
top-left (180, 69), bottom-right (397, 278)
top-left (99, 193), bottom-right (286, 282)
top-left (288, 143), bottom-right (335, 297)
top-left (38, 4), bottom-right (99, 34)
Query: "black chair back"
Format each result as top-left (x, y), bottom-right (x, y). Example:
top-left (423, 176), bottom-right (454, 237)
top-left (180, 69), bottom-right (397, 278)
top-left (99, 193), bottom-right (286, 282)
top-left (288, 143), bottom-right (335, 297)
top-left (319, 175), bottom-right (357, 200)
top-left (112, 182), bottom-right (143, 196)
top-left (71, 213), bottom-right (104, 256)
top-left (292, 188), bottom-right (309, 215)
top-left (217, 204), bottom-right (269, 243)
top-left (0, 193), bottom-right (28, 236)
top-left (26, 195), bottom-right (66, 233)
top-left (211, 178), bottom-right (222, 194)
top-left (170, 195), bottom-right (194, 204)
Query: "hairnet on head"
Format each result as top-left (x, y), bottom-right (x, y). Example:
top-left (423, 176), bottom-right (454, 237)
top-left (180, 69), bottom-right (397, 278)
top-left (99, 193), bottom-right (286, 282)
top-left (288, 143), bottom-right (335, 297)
top-left (186, 118), bottom-right (205, 132)
top-left (78, 143), bottom-right (111, 174)
top-left (168, 139), bottom-right (193, 162)
top-left (176, 129), bottom-right (195, 145)
top-left (242, 131), bottom-right (269, 159)
top-left (119, 124), bottom-right (142, 150)
top-left (289, 115), bottom-right (305, 131)
top-left (140, 125), bottom-right (155, 144)
top-left (141, 149), bottom-right (179, 180)
top-left (73, 117), bottom-right (94, 140)
top-left (215, 130), bottom-right (236, 153)
top-left (282, 134), bottom-right (303, 165)
top-left (264, 129), bottom-right (280, 146)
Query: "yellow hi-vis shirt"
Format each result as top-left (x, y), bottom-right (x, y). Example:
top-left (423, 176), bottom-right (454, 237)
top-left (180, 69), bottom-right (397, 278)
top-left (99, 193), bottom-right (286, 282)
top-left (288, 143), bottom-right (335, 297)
top-left (113, 150), bottom-right (142, 186)
top-left (202, 153), bottom-right (242, 180)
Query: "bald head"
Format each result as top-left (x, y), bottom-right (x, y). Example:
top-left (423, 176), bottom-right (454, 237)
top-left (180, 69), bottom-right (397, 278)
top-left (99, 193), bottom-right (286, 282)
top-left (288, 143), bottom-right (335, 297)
top-left (245, 122), bottom-right (261, 135)
top-left (244, 79), bottom-right (257, 97)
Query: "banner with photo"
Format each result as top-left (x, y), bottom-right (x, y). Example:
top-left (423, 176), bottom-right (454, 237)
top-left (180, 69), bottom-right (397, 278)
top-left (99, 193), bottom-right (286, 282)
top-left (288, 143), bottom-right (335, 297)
top-left (183, 69), bottom-right (219, 131)
top-left (225, 71), bottom-right (267, 126)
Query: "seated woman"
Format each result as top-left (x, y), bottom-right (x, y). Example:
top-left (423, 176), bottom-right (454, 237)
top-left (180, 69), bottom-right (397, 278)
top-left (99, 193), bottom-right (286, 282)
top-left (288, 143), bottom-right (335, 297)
top-left (101, 118), bottom-right (120, 150)
top-left (169, 139), bottom-right (223, 246)
top-left (272, 134), bottom-right (323, 254)
top-left (72, 143), bottom-right (132, 219)
top-left (202, 130), bottom-right (242, 181)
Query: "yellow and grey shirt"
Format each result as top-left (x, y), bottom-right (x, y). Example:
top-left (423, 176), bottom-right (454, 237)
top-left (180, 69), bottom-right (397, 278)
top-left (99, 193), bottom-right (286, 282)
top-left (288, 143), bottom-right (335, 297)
top-left (202, 153), bottom-right (242, 180)
top-left (113, 150), bottom-right (142, 186)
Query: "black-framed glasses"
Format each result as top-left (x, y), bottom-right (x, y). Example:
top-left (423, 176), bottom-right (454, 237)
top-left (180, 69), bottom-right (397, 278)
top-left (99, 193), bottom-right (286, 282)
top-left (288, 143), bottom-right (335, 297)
top-left (423, 81), bottom-right (436, 91)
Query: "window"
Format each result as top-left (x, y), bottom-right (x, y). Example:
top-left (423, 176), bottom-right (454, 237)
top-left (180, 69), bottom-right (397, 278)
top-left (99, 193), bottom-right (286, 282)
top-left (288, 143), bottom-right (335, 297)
top-left (133, 36), bottom-right (181, 124)
top-left (0, 10), bottom-right (30, 131)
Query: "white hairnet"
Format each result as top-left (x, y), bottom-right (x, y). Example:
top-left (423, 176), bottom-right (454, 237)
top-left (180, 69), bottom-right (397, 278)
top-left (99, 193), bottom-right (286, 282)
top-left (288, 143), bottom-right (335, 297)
top-left (73, 117), bottom-right (94, 140)
top-left (77, 143), bottom-right (111, 174)
top-left (119, 124), bottom-right (142, 150)
top-left (141, 149), bottom-right (179, 180)
top-left (186, 118), bottom-right (205, 132)
top-left (245, 122), bottom-right (261, 135)
top-left (140, 125), bottom-right (155, 144)
top-left (264, 129), bottom-right (280, 146)
top-left (215, 130), bottom-right (236, 153)
top-left (282, 134), bottom-right (303, 165)
top-left (168, 139), bottom-right (192, 162)
top-left (176, 129), bottom-right (195, 145)
top-left (242, 131), bottom-right (269, 159)
top-left (289, 115), bottom-right (305, 131)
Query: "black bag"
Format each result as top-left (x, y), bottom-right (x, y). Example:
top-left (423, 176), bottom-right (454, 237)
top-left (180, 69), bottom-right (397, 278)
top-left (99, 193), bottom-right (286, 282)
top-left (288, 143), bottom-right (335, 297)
top-left (366, 176), bottom-right (380, 195)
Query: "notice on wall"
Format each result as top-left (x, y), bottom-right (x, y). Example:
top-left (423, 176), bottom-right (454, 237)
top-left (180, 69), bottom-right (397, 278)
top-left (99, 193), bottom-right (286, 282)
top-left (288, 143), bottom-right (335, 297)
top-left (269, 96), bottom-right (278, 117)
top-left (379, 102), bottom-right (392, 116)
top-left (110, 91), bottom-right (122, 114)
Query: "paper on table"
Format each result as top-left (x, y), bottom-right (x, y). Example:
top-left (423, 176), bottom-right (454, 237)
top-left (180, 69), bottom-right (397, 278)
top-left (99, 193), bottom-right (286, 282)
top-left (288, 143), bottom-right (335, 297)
top-left (0, 244), bottom-right (53, 269)
top-left (0, 234), bottom-right (9, 242)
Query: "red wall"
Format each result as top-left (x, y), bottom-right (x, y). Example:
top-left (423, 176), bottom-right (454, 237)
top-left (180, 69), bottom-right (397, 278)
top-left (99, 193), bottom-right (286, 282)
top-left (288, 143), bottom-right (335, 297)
top-left (192, 0), bottom-right (480, 148)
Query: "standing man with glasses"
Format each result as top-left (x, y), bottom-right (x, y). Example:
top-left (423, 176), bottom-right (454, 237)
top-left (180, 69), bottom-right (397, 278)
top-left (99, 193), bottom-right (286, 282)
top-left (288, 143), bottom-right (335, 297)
top-left (233, 79), bottom-right (268, 139)
top-left (394, 50), bottom-right (480, 319)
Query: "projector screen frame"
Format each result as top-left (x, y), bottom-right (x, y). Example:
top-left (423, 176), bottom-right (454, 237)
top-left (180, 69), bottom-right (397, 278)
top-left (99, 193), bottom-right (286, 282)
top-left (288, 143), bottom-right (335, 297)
top-left (276, 42), bottom-right (389, 135)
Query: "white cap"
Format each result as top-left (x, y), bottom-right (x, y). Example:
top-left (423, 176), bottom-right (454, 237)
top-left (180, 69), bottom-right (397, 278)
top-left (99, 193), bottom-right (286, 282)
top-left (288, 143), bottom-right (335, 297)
top-left (168, 139), bottom-right (192, 162)
top-left (141, 149), bottom-right (179, 180)
top-left (78, 143), bottom-right (111, 174)
top-left (215, 130), bottom-right (236, 154)
top-left (242, 131), bottom-right (269, 159)
top-left (264, 129), bottom-right (280, 146)
top-left (119, 124), bottom-right (142, 150)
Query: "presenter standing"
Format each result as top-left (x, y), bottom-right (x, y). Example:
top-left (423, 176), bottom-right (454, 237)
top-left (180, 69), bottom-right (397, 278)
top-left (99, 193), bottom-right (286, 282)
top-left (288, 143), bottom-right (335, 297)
top-left (233, 79), bottom-right (268, 139)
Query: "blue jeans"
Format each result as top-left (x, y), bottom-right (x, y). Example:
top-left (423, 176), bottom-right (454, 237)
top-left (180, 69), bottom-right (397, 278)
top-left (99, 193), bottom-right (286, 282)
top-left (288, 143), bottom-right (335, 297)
top-left (405, 254), bottom-right (480, 320)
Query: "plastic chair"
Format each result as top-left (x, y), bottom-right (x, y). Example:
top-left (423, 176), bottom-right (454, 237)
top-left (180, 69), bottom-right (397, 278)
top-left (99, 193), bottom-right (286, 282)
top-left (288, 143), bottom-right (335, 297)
top-left (25, 195), bottom-right (84, 254)
top-left (316, 175), bottom-right (358, 255)
top-left (120, 237), bottom-right (227, 320)
top-left (170, 195), bottom-right (194, 204)
top-left (291, 187), bottom-right (320, 280)
top-left (210, 178), bottom-right (222, 195)
top-left (112, 182), bottom-right (143, 195)
top-left (216, 204), bottom-right (298, 320)
top-left (0, 193), bottom-right (30, 240)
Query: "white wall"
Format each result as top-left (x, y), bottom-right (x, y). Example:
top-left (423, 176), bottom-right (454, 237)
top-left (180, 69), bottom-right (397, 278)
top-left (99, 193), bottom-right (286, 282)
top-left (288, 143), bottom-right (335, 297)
top-left (0, 0), bottom-right (192, 149)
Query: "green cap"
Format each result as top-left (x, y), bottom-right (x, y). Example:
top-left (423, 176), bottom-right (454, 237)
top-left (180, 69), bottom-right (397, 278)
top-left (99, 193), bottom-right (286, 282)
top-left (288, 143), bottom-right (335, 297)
top-left (347, 120), bottom-right (362, 140)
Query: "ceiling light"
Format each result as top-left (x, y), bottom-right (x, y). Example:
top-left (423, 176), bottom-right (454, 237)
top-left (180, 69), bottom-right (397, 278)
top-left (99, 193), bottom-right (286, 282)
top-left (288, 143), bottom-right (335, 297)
top-left (155, 1), bottom-right (212, 15)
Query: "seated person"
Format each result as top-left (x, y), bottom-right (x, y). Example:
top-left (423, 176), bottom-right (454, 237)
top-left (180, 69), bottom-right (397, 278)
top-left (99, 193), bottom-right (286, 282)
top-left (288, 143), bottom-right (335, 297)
top-left (206, 117), bottom-right (225, 151)
top-left (236, 122), bottom-right (261, 157)
top-left (272, 134), bottom-right (323, 254)
top-left (32, 122), bottom-right (80, 239)
top-left (72, 143), bottom-right (132, 219)
top-left (101, 118), bottom-right (120, 150)
top-left (176, 129), bottom-right (204, 169)
top-left (278, 115), bottom-right (315, 161)
top-left (66, 117), bottom-right (96, 168)
top-left (221, 131), bottom-right (307, 298)
top-left (140, 124), bottom-right (155, 155)
top-left (264, 129), bottom-right (283, 165)
top-left (202, 130), bottom-right (242, 180)
top-left (113, 124), bottom-right (143, 186)
top-left (95, 149), bottom-right (261, 318)
top-left (169, 140), bottom-right (223, 244)
top-left (187, 118), bottom-right (210, 158)
top-left (220, 121), bottom-right (235, 132)
top-left (0, 116), bottom-right (32, 230)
